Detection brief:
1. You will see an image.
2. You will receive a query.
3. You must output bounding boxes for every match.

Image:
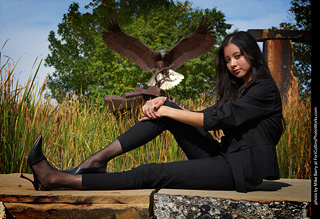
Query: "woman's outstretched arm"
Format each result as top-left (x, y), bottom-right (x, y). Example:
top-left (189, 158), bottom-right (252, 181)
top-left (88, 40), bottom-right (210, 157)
top-left (139, 97), bottom-right (204, 128)
top-left (157, 106), bottom-right (204, 127)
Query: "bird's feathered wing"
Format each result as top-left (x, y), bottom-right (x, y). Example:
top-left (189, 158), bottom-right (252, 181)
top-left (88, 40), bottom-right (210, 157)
top-left (102, 16), bottom-right (159, 72)
top-left (167, 17), bottom-right (216, 70)
top-left (102, 16), bottom-right (216, 89)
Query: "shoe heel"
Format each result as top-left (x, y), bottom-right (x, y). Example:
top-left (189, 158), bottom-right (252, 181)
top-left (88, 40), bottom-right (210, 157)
top-left (20, 173), bottom-right (39, 190)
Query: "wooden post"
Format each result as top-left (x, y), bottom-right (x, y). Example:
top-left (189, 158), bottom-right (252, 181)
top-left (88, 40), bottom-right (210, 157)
top-left (263, 39), bottom-right (299, 100)
top-left (247, 29), bottom-right (311, 101)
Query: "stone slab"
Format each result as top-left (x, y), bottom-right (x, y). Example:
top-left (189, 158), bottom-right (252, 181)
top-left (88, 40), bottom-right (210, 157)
top-left (153, 193), bottom-right (310, 218)
top-left (154, 179), bottom-right (311, 218)
top-left (157, 179), bottom-right (311, 203)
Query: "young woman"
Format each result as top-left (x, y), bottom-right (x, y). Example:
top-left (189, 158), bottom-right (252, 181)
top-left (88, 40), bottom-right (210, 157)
top-left (23, 31), bottom-right (284, 193)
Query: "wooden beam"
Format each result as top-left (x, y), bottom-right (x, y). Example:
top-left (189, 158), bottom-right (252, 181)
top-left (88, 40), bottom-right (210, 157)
top-left (247, 29), bottom-right (311, 42)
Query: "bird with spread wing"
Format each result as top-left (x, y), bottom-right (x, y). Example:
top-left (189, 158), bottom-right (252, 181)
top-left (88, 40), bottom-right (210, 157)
top-left (102, 16), bottom-right (216, 90)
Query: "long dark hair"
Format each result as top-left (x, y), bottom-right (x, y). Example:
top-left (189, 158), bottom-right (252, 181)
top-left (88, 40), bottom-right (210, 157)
top-left (214, 31), bottom-right (273, 107)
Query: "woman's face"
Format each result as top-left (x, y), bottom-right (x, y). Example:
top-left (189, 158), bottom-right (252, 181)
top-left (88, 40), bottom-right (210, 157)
top-left (224, 42), bottom-right (252, 83)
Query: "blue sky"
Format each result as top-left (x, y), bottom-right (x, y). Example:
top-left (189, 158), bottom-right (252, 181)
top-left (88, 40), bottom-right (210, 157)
top-left (0, 0), bottom-right (292, 87)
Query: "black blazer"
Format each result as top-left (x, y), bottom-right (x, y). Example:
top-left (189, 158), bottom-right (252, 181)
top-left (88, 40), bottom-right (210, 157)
top-left (202, 78), bottom-right (283, 192)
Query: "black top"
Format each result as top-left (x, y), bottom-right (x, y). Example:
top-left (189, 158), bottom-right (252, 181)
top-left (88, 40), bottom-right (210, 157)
top-left (202, 78), bottom-right (283, 192)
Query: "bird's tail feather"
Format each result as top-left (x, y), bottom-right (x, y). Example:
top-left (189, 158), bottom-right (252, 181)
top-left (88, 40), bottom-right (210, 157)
top-left (147, 69), bottom-right (184, 90)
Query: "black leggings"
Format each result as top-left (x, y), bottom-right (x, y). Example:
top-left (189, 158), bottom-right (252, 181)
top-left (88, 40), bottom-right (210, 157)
top-left (82, 102), bottom-right (235, 190)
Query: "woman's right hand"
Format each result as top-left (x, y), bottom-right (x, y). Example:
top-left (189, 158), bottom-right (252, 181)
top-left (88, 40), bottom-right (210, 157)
top-left (140, 96), bottom-right (167, 121)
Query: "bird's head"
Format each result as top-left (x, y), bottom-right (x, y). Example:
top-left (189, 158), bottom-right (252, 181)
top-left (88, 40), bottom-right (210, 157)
top-left (159, 50), bottom-right (167, 59)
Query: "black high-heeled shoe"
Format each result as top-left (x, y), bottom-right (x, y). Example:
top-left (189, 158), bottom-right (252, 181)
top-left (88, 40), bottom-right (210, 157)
top-left (62, 164), bottom-right (106, 174)
top-left (20, 135), bottom-right (48, 191)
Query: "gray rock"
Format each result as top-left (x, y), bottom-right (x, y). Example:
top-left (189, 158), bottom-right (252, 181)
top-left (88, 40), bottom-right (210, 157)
top-left (154, 194), bottom-right (310, 218)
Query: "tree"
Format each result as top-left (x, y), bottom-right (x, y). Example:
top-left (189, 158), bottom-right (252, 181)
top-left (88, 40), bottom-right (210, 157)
top-left (45, 0), bottom-right (231, 103)
top-left (45, 3), bottom-right (97, 102)
top-left (278, 0), bottom-right (311, 98)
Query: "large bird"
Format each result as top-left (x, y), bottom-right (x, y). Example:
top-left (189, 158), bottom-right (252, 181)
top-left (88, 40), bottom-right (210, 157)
top-left (102, 15), bottom-right (216, 90)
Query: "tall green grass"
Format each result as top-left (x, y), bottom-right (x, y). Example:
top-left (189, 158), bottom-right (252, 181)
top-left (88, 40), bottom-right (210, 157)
top-left (0, 59), bottom-right (311, 179)
top-left (0, 57), bottom-right (44, 173)
top-left (277, 90), bottom-right (311, 179)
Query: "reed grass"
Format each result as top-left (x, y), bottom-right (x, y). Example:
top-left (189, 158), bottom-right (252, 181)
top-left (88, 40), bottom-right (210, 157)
top-left (0, 59), bottom-right (311, 179)
top-left (0, 57), bottom-right (43, 173)
top-left (277, 89), bottom-right (311, 179)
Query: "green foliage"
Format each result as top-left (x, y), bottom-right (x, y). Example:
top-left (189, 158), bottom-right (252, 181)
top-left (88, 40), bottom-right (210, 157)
top-left (289, 0), bottom-right (311, 30)
top-left (278, 0), bottom-right (311, 99)
top-left (45, 0), bottom-right (231, 103)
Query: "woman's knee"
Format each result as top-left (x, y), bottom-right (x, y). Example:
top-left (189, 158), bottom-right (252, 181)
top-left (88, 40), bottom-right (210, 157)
top-left (165, 101), bottom-right (182, 110)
